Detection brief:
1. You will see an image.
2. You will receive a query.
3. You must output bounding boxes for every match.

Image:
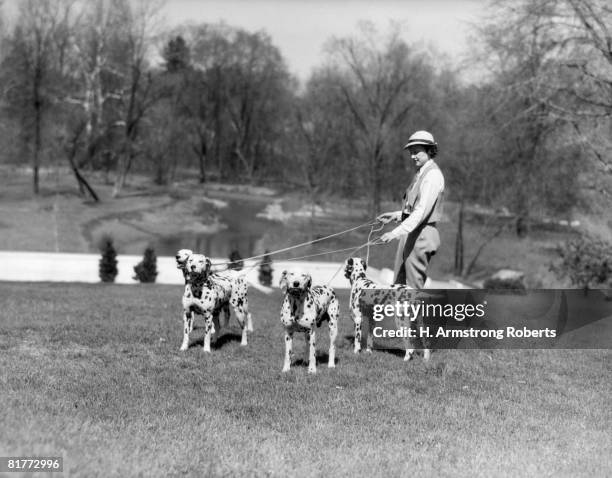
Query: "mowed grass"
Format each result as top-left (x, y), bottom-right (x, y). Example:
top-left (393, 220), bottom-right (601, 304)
top-left (0, 283), bottom-right (611, 477)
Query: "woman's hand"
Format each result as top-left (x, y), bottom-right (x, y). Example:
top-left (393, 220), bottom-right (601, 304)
top-left (376, 211), bottom-right (399, 224)
top-left (379, 232), bottom-right (397, 243)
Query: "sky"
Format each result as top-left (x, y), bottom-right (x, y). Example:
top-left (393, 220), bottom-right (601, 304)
top-left (160, 0), bottom-right (484, 79)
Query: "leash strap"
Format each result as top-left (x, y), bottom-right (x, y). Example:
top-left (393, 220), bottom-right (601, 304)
top-left (212, 219), bottom-right (379, 268)
top-left (365, 221), bottom-right (385, 266)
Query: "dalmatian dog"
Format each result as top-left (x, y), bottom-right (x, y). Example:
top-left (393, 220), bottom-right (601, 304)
top-left (344, 257), bottom-right (427, 361)
top-left (175, 248), bottom-right (193, 283)
top-left (279, 271), bottom-right (339, 374)
top-left (176, 247), bottom-right (251, 330)
top-left (179, 252), bottom-right (253, 353)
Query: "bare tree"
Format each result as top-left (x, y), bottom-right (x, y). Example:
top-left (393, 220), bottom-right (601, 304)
top-left (222, 29), bottom-right (292, 183)
top-left (181, 24), bottom-right (293, 183)
top-left (63, 0), bottom-right (119, 167)
top-left (108, 0), bottom-right (163, 197)
top-left (3, 0), bottom-right (75, 194)
top-left (176, 25), bottom-right (230, 182)
top-left (292, 78), bottom-right (338, 216)
top-left (186, 23), bottom-right (233, 180)
top-left (325, 22), bottom-right (436, 216)
top-left (473, 1), bottom-right (585, 232)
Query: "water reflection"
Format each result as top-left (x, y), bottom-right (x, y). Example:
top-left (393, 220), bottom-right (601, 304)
top-left (156, 231), bottom-right (266, 258)
top-left (152, 198), bottom-right (281, 258)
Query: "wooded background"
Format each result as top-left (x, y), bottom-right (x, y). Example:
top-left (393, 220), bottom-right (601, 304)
top-left (0, 0), bottom-right (610, 223)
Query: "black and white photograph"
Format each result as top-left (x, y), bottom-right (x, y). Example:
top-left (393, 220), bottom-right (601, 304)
top-left (0, 0), bottom-right (611, 476)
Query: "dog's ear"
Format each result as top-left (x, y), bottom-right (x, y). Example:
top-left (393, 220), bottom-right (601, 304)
top-left (279, 270), bottom-right (288, 293)
top-left (304, 274), bottom-right (312, 290)
top-left (205, 257), bottom-right (212, 274)
top-left (360, 258), bottom-right (367, 271)
top-left (344, 258), bottom-right (353, 279)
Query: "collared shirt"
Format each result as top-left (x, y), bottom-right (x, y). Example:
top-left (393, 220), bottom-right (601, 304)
top-left (388, 160), bottom-right (445, 239)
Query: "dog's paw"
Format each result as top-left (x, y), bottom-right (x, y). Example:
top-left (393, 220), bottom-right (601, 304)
top-left (179, 344), bottom-right (188, 351)
top-left (282, 366), bottom-right (290, 373)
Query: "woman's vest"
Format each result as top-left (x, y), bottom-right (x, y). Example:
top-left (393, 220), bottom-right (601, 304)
top-left (401, 161), bottom-right (444, 224)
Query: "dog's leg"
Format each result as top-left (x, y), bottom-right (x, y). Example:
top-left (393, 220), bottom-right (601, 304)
top-left (221, 302), bottom-right (230, 330)
top-left (282, 331), bottom-right (293, 372)
top-left (211, 309), bottom-right (220, 336)
top-left (306, 329), bottom-right (317, 374)
top-left (230, 287), bottom-right (251, 341)
top-left (352, 310), bottom-right (362, 354)
top-left (239, 285), bottom-right (253, 332)
top-left (203, 312), bottom-right (214, 353)
top-left (365, 323), bottom-right (374, 354)
top-left (180, 310), bottom-right (192, 351)
top-left (232, 304), bottom-right (249, 347)
top-left (404, 349), bottom-right (415, 361)
top-left (349, 290), bottom-right (362, 354)
top-left (423, 348), bottom-right (431, 361)
top-left (328, 299), bottom-right (339, 368)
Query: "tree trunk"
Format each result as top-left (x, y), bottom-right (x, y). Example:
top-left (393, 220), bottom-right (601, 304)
top-left (195, 141), bottom-right (207, 184)
top-left (370, 149), bottom-right (383, 217)
top-left (65, 130), bottom-right (100, 202)
top-left (70, 161), bottom-right (99, 202)
top-left (33, 99), bottom-right (42, 195)
top-left (454, 198), bottom-right (465, 276)
top-left (112, 150), bottom-right (132, 198)
top-left (371, 173), bottom-right (381, 218)
top-left (235, 147), bottom-right (253, 183)
top-left (463, 222), bottom-right (506, 277)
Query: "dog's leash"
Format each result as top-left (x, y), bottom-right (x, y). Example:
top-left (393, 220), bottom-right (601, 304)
top-left (226, 240), bottom-right (382, 278)
top-left (211, 219), bottom-right (380, 268)
top-left (365, 221), bottom-right (385, 266)
top-left (324, 229), bottom-right (387, 286)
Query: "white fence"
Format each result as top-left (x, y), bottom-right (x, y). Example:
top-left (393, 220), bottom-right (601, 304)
top-left (0, 251), bottom-right (465, 290)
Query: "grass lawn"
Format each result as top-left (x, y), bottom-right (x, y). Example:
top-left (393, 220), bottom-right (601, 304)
top-left (1, 282), bottom-right (610, 477)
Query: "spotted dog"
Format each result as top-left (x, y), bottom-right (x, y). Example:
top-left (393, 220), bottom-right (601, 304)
top-left (179, 252), bottom-right (253, 352)
top-left (279, 271), bottom-right (339, 374)
top-left (175, 248), bottom-right (194, 283)
top-left (344, 257), bottom-right (427, 361)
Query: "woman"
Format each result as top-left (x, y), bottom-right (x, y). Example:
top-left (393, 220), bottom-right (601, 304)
top-left (378, 130), bottom-right (445, 289)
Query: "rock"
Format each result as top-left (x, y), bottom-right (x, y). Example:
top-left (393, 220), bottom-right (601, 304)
top-left (484, 269), bottom-right (526, 291)
top-left (490, 269), bottom-right (524, 281)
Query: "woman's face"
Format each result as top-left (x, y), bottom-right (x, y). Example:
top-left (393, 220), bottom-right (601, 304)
top-left (406, 145), bottom-right (430, 170)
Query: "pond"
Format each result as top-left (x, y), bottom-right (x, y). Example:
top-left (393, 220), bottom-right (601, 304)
top-left (152, 198), bottom-right (286, 259)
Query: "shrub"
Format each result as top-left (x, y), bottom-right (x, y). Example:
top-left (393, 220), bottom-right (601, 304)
top-left (552, 236), bottom-right (612, 294)
top-left (99, 235), bottom-right (118, 283)
top-left (483, 277), bottom-right (526, 291)
top-left (133, 246), bottom-right (158, 283)
top-left (228, 250), bottom-right (243, 271)
top-left (258, 251), bottom-right (273, 286)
